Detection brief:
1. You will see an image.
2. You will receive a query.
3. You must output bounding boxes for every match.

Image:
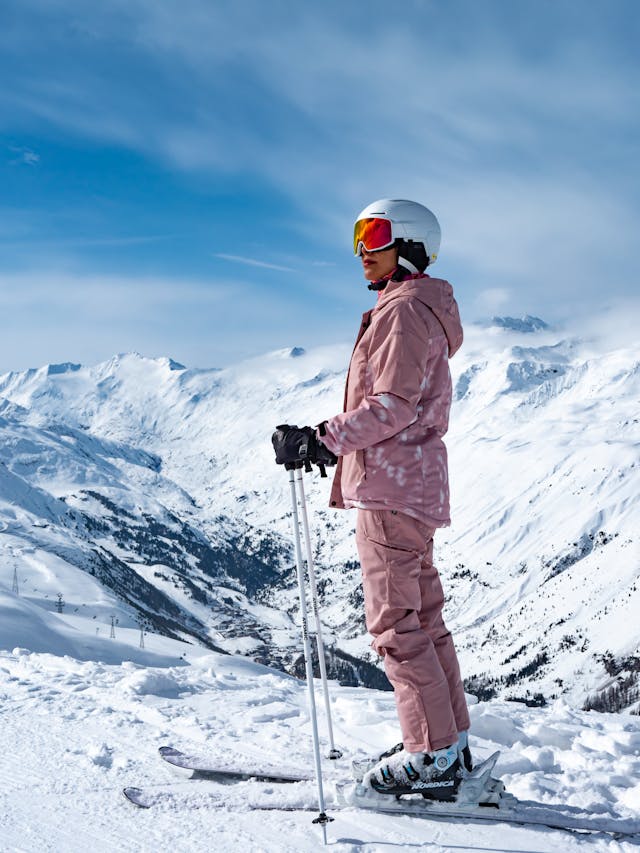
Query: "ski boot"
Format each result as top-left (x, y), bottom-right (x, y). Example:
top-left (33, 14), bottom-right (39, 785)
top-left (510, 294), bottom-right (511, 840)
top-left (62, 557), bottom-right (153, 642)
top-left (363, 743), bottom-right (462, 801)
top-left (352, 731), bottom-right (473, 781)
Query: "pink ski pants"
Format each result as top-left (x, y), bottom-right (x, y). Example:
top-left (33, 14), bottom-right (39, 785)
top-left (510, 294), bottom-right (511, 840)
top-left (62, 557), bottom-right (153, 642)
top-left (356, 508), bottom-right (470, 753)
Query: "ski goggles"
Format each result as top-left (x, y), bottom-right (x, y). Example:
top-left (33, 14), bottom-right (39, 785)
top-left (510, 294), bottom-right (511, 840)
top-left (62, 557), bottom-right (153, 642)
top-left (353, 217), bottom-right (395, 255)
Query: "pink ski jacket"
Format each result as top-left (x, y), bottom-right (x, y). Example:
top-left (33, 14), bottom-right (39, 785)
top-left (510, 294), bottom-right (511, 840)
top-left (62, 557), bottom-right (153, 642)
top-left (319, 274), bottom-right (463, 528)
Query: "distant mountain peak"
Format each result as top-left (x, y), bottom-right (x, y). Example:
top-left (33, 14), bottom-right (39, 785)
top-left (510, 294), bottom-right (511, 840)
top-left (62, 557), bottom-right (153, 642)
top-left (269, 346), bottom-right (306, 359)
top-left (490, 316), bottom-right (549, 333)
top-left (101, 352), bottom-right (186, 371)
top-left (46, 362), bottom-right (82, 376)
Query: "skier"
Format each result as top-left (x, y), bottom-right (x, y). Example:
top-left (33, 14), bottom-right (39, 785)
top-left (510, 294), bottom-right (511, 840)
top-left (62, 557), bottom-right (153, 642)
top-left (273, 199), bottom-right (470, 800)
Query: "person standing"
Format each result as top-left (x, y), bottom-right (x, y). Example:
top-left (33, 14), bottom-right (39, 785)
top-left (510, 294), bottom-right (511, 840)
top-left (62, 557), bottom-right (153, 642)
top-left (273, 199), bottom-right (470, 799)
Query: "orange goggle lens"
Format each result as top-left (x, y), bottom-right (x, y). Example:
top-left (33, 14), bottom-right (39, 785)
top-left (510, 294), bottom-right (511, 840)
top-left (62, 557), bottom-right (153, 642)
top-left (353, 217), bottom-right (394, 255)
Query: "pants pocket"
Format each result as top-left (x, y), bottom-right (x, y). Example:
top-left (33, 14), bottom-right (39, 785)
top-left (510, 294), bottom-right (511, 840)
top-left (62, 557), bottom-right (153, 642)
top-left (360, 509), bottom-right (432, 553)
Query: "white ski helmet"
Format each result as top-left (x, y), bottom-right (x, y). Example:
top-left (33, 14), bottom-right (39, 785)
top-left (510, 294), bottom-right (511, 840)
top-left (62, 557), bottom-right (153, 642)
top-left (353, 198), bottom-right (441, 272)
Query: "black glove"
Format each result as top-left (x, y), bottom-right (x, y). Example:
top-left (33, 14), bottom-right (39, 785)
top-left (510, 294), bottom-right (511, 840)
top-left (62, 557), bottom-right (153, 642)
top-left (272, 424), bottom-right (338, 473)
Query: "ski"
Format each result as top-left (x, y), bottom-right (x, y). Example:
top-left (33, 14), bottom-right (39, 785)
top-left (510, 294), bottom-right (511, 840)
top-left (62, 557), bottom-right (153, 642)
top-left (337, 785), bottom-right (639, 837)
top-left (122, 780), bottom-right (640, 838)
top-left (123, 751), bottom-right (640, 838)
top-left (158, 745), bottom-right (313, 783)
top-left (159, 744), bottom-right (499, 792)
top-left (123, 781), bottom-right (308, 812)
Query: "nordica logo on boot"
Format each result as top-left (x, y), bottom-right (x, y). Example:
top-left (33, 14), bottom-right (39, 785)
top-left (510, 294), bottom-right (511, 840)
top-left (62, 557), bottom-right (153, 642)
top-left (413, 778), bottom-right (456, 789)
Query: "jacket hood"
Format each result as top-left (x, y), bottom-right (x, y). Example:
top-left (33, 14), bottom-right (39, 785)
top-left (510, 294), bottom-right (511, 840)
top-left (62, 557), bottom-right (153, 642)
top-left (375, 275), bottom-right (463, 357)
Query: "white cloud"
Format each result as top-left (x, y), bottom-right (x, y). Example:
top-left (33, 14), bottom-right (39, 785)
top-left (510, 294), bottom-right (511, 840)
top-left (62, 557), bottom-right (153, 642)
top-left (6, 2), bottom-right (636, 190)
top-left (565, 298), bottom-right (640, 354)
top-left (8, 146), bottom-right (40, 166)
top-left (214, 254), bottom-right (296, 273)
top-left (0, 268), bottom-right (343, 373)
top-left (1, 1), bottom-right (638, 337)
top-left (475, 288), bottom-right (511, 313)
top-left (20, 150), bottom-right (39, 165)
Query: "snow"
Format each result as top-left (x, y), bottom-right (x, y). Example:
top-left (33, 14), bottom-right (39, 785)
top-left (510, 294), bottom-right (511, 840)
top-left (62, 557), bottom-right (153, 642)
top-left (1, 547), bottom-right (640, 849)
top-left (1, 611), bottom-right (640, 852)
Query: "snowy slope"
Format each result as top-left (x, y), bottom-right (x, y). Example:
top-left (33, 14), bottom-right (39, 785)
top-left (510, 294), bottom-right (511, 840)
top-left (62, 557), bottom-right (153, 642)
top-left (1, 626), bottom-right (639, 852)
top-left (0, 316), bottom-right (638, 710)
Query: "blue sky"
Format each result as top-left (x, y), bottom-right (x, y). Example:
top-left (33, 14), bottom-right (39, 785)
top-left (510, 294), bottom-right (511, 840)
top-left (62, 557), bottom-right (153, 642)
top-left (1, 0), bottom-right (639, 371)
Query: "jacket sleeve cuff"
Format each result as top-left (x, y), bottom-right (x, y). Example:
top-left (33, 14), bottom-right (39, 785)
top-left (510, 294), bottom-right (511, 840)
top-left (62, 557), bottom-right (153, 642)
top-left (316, 425), bottom-right (341, 456)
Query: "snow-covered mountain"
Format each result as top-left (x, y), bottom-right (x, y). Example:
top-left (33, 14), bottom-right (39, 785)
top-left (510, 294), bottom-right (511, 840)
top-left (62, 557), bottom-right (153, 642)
top-left (0, 316), bottom-right (638, 711)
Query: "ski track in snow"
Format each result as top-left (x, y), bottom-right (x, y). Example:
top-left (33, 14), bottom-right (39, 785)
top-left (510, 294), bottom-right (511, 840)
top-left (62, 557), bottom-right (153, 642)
top-left (1, 641), bottom-right (639, 852)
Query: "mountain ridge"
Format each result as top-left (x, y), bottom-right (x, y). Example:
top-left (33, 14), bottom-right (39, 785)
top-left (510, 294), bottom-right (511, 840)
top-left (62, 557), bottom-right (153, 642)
top-left (0, 317), bottom-right (638, 711)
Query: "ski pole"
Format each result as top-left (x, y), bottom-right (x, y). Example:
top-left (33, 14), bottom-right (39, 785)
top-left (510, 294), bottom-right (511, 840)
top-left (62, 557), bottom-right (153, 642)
top-left (294, 467), bottom-right (342, 760)
top-left (287, 466), bottom-right (333, 843)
